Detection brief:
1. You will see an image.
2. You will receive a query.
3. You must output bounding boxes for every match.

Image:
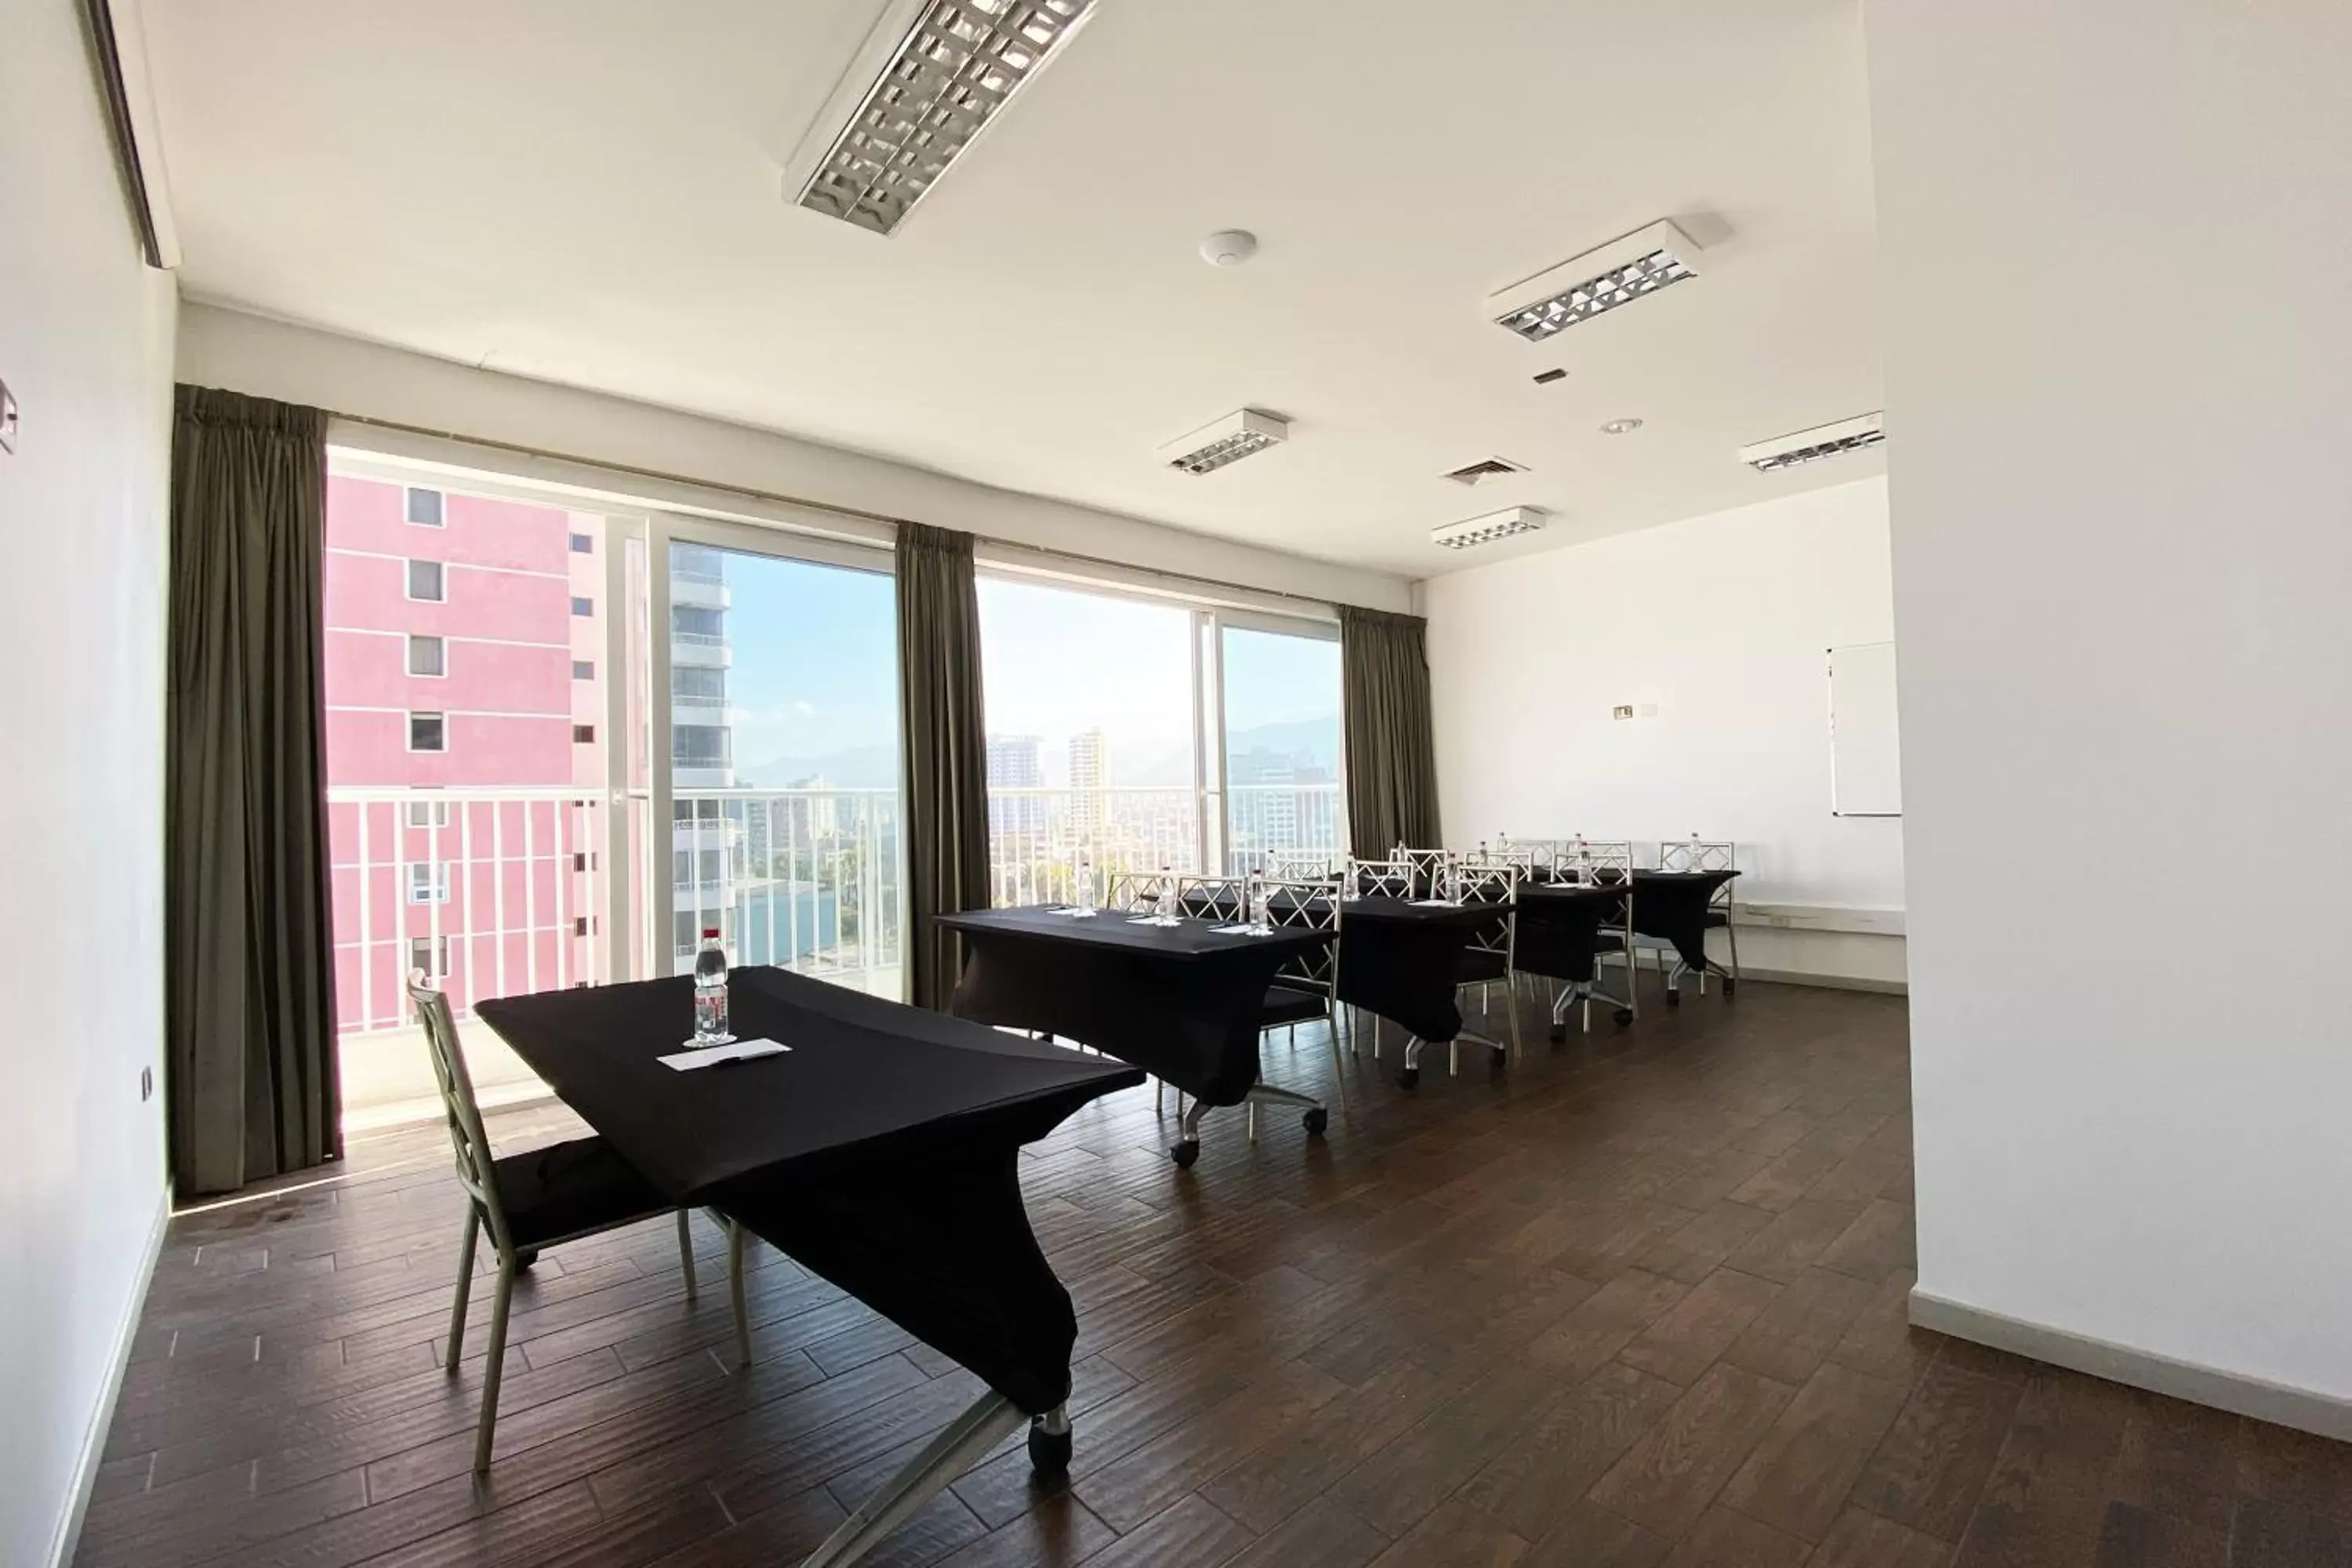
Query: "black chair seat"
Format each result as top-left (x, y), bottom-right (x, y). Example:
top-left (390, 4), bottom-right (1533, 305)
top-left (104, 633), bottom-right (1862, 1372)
top-left (492, 1136), bottom-right (670, 1250)
top-left (1261, 985), bottom-right (1330, 1028)
top-left (1454, 948), bottom-right (1510, 985)
top-left (1703, 909), bottom-right (1730, 928)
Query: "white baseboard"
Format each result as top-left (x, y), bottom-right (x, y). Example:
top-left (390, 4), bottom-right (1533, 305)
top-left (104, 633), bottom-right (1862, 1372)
top-left (1910, 1286), bottom-right (2352, 1442)
top-left (49, 1183), bottom-right (172, 1568)
top-left (1741, 966), bottom-right (1907, 996)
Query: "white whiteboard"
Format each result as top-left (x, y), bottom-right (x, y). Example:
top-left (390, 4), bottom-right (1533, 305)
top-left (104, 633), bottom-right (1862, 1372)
top-left (1829, 641), bottom-right (1902, 816)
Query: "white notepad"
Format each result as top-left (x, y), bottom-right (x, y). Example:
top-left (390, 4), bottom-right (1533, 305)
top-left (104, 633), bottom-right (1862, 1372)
top-left (658, 1037), bottom-right (791, 1072)
top-left (1411, 898), bottom-right (1460, 907)
top-left (1210, 924), bottom-right (1265, 935)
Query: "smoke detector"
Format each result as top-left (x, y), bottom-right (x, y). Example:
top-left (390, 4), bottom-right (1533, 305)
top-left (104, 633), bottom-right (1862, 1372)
top-left (1738, 412), bottom-right (1885, 473)
top-left (1486, 219), bottom-right (1705, 343)
top-left (1160, 408), bottom-right (1288, 474)
top-left (1200, 230), bottom-right (1258, 267)
top-left (1433, 506), bottom-right (1548, 551)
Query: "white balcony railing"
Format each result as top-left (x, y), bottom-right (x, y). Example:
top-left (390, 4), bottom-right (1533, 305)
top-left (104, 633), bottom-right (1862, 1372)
top-left (984, 782), bottom-right (1344, 906)
top-left (668, 787), bottom-right (902, 993)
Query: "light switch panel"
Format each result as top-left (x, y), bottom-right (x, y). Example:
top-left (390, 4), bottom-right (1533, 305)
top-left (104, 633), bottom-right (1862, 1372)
top-left (0, 378), bottom-right (16, 454)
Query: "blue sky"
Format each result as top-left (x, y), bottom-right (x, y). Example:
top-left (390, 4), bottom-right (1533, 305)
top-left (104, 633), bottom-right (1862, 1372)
top-left (706, 550), bottom-right (1339, 785)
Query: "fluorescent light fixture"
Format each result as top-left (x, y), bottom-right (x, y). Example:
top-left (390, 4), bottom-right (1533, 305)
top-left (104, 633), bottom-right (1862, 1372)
top-left (1738, 412), bottom-right (1886, 473)
top-left (1160, 408), bottom-right (1288, 475)
top-left (1486, 220), bottom-right (1704, 343)
top-left (1433, 506), bottom-right (1548, 552)
top-left (788, 0), bottom-right (1100, 237)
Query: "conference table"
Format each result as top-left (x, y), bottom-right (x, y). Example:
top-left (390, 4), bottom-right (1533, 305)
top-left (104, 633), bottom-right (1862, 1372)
top-left (1515, 880), bottom-right (1640, 1037)
top-left (1327, 896), bottom-right (1499, 1088)
top-left (1619, 868), bottom-right (1743, 1002)
top-left (935, 903), bottom-right (1333, 1167)
top-left (474, 967), bottom-right (1141, 1568)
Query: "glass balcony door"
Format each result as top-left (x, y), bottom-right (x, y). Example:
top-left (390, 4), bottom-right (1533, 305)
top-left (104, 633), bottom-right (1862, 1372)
top-left (652, 521), bottom-right (904, 1000)
top-left (1212, 614), bottom-right (1347, 874)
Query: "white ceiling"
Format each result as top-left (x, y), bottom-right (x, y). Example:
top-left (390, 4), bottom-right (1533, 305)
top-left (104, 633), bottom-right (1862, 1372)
top-left (139, 0), bottom-right (1886, 579)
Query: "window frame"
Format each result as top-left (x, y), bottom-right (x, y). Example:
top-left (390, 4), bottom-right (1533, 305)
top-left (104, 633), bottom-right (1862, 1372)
top-left (406, 633), bottom-right (446, 678)
top-left (405, 558), bottom-right (446, 604)
top-left (407, 711), bottom-right (448, 753)
top-left (403, 486), bottom-right (445, 528)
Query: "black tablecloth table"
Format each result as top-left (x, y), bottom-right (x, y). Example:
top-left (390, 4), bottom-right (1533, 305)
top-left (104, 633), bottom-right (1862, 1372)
top-left (1515, 882), bottom-right (1642, 1036)
top-left (1330, 897), bottom-right (1506, 1089)
top-left (474, 967), bottom-right (1140, 1568)
top-left (934, 905), bottom-right (1335, 1167)
top-left (1624, 869), bottom-right (1743, 1004)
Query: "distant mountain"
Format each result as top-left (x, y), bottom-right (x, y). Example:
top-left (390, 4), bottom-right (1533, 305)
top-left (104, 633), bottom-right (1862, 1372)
top-left (738, 742), bottom-right (899, 790)
top-left (1118, 716), bottom-right (1341, 787)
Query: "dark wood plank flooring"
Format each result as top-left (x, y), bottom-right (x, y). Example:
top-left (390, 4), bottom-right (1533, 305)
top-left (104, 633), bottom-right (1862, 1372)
top-left (81, 982), bottom-right (2352, 1566)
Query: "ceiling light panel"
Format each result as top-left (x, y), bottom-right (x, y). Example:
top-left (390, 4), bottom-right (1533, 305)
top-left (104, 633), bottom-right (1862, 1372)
top-left (1738, 412), bottom-right (1885, 473)
top-left (1486, 220), bottom-right (1704, 343)
top-left (1433, 506), bottom-right (1548, 551)
top-left (793, 0), bottom-right (1098, 237)
top-left (1160, 408), bottom-right (1289, 475)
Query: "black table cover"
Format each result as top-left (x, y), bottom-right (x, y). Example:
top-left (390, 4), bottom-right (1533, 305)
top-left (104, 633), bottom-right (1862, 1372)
top-left (1513, 883), bottom-right (1630, 984)
top-left (1331, 898), bottom-right (1488, 1043)
top-left (1626, 869), bottom-right (1741, 971)
top-left (475, 967), bottom-right (1140, 1416)
top-left (935, 906), bottom-right (1331, 1106)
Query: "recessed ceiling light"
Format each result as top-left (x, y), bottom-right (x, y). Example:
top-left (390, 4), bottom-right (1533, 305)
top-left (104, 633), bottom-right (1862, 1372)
top-left (1600, 418), bottom-right (1644, 436)
top-left (1200, 230), bottom-right (1258, 267)
top-left (1433, 506), bottom-right (1548, 552)
top-left (1160, 408), bottom-right (1288, 475)
top-left (1440, 456), bottom-right (1530, 487)
top-left (1486, 220), bottom-right (1705, 343)
top-left (1738, 412), bottom-right (1885, 473)
top-left (788, 0), bottom-right (1101, 237)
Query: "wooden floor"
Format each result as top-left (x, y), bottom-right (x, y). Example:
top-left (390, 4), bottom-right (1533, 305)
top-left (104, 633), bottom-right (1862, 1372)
top-left (81, 981), bottom-right (2352, 1568)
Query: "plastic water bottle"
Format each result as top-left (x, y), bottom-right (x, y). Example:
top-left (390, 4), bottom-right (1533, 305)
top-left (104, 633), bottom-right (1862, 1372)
top-left (692, 928), bottom-right (730, 1044)
top-left (1074, 857), bottom-right (1096, 913)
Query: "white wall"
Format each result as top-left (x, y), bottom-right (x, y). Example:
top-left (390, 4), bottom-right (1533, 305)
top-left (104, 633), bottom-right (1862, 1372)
top-left (1870, 0), bottom-right (2352, 1414)
top-left (1426, 477), bottom-right (1904, 986)
top-left (176, 303), bottom-right (1412, 615)
top-left (0, 4), bottom-right (179, 1563)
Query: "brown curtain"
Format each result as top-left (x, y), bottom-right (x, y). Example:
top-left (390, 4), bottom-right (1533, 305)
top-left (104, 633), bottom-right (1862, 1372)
top-left (167, 387), bottom-right (340, 1196)
top-left (896, 522), bottom-right (992, 1010)
top-left (1340, 604), bottom-right (1442, 858)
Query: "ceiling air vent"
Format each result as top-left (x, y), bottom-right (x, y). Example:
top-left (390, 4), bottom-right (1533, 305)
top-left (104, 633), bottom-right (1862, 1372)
top-left (1160, 408), bottom-right (1289, 475)
top-left (1486, 219), bottom-right (1704, 343)
top-left (1441, 456), bottom-right (1529, 487)
top-left (787, 0), bottom-right (1102, 237)
top-left (1738, 412), bottom-right (1885, 473)
top-left (1433, 506), bottom-right (1548, 552)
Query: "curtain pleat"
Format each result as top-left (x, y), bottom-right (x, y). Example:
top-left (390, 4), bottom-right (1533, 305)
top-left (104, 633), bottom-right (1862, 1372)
top-left (1340, 605), bottom-right (1442, 857)
top-left (167, 386), bottom-right (339, 1196)
top-left (896, 522), bottom-right (992, 1010)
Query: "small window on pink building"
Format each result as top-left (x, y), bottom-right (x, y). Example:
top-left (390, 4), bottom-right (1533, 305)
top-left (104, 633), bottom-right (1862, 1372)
top-left (408, 634), bottom-right (445, 677)
top-left (404, 487), bottom-right (444, 527)
top-left (406, 560), bottom-right (445, 602)
top-left (408, 712), bottom-right (446, 753)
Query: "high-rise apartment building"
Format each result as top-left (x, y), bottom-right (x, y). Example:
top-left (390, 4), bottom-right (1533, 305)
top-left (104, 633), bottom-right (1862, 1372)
top-left (321, 477), bottom-right (611, 1030)
top-left (1068, 727), bottom-right (1109, 837)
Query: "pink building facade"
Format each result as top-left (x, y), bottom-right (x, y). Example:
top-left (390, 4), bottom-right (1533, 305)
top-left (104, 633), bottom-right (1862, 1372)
top-left (323, 475), bottom-right (611, 1032)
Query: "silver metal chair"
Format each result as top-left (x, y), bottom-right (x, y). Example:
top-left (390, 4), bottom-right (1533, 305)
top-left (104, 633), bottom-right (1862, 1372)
top-left (1261, 848), bottom-right (1345, 882)
top-left (1104, 869), bottom-right (1184, 916)
top-left (408, 974), bottom-right (752, 1472)
top-left (1391, 844), bottom-right (1458, 901)
top-left (1446, 860), bottom-right (1526, 1075)
top-left (1657, 837), bottom-right (1741, 993)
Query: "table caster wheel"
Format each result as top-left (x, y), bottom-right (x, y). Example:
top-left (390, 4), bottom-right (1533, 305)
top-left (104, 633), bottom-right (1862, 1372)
top-left (1664, 990), bottom-right (1681, 1008)
top-left (1028, 1420), bottom-right (1073, 1475)
top-left (514, 1248), bottom-right (539, 1270)
top-left (1171, 1139), bottom-right (1200, 1169)
top-left (1302, 1107), bottom-right (1330, 1136)
top-left (1613, 1007), bottom-right (1635, 1027)
top-left (1548, 1024), bottom-right (1567, 1043)
top-left (1723, 978), bottom-right (1738, 998)
top-left (1398, 1068), bottom-right (1421, 1091)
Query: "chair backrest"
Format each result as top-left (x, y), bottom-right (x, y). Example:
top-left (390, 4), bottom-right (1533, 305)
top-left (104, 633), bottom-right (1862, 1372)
top-left (1174, 874), bottom-right (1247, 923)
top-left (1657, 838), bottom-right (1738, 902)
top-left (1348, 856), bottom-right (1419, 902)
top-left (1554, 839), bottom-right (1635, 885)
top-left (1492, 837), bottom-right (1559, 873)
top-left (1454, 861), bottom-right (1522, 960)
top-left (1391, 844), bottom-right (1457, 900)
top-left (1261, 848), bottom-right (1343, 882)
top-left (1105, 870), bottom-right (1182, 913)
top-left (1260, 877), bottom-right (1341, 992)
top-left (406, 971), bottom-right (512, 1250)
